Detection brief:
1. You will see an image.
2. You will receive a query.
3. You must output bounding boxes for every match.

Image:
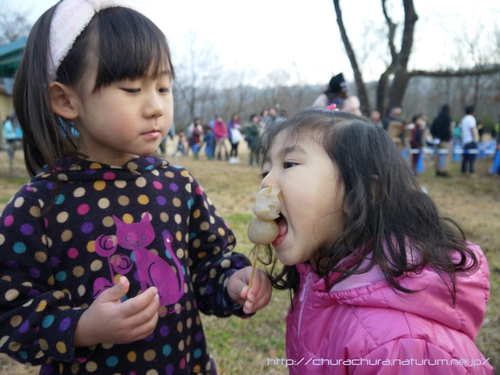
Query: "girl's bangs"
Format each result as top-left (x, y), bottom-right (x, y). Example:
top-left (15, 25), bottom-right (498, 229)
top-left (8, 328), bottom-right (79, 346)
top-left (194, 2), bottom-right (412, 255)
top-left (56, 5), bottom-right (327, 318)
top-left (93, 7), bottom-right (173, 89)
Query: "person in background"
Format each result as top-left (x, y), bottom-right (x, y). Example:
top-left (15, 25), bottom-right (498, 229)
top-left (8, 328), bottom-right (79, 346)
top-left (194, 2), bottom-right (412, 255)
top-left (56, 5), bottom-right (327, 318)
top-left (158, 123), bottom-right (174, 158)
top-left (384, 107), bottom-right (405, 151)
top-left (369, 110), bottom-right (382, 126)
top-left (3, 115), bottom-right (17, 159)
top-left (227, 113), bottom-right (242, 164)
top-left (203, 125), bottom-right (216, 160)
top-left (245, 114), bottom-right (261, 167)
top-left (453, 121), bottom-right (462, 146)
top-left (461, 105), bottom-right (479, 177)
top-left (409, 114), bottom-right (426, 174)
top-left (186, 117), bottom-right (203, 159)
top-left (212, 115), bottom-right (229, 161)
top-left (173, 129), bottom-right (186, 157)
top-left (492, 115), bottom-right (500, 140)
top-left (382, 107), bottom-right (403, 131)
top-left (264, 107), bottom-right (286, 129)
top-left (257, 108), bottom-right (492, 375)
top-left (312, 73), bottom-right (362, 116)
top-left (476, 120), bottom-right (484, 142)
top-left (431, 104), bottom-right (453, 177)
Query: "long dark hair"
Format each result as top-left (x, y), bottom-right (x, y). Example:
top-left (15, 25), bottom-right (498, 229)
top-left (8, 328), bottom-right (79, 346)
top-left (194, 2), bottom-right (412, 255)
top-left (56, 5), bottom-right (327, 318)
top-left (13, 5), bottom-right (175, 177)
top-left (258, 108), bottom-right (477, 303)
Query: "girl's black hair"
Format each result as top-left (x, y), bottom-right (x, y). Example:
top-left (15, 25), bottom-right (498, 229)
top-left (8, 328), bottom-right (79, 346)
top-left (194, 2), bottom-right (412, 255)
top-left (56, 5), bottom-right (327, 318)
top-left (258, 108), bottom-right (477, 303)
top-left (14, 5), bottom-right (174, 177)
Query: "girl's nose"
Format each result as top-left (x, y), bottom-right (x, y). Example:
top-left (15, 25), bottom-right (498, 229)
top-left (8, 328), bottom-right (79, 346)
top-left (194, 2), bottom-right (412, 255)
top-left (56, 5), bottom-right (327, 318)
top-left (261, 172), bottom-right (276, 190)
top-left (144, 93), bottom-right (164, 118)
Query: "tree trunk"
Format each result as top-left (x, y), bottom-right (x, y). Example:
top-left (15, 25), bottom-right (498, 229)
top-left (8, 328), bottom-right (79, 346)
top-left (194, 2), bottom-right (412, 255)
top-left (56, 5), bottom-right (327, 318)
top-left (332, 0), bottom-right (371, 116)
top-left (376, 70), bottom-right (391, 117)
top-left (387, 0), bottom-right (418, 111)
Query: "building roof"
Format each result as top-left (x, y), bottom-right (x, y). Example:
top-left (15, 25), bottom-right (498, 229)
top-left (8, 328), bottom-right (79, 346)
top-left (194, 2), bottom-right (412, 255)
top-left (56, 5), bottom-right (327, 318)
top-left (0, 37), bottom-right (27, 78)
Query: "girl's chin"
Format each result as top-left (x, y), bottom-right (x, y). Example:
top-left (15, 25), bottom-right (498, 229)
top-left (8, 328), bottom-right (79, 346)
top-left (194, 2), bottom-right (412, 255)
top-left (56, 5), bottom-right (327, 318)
top-left (274, 246), bottom-right (296, 267)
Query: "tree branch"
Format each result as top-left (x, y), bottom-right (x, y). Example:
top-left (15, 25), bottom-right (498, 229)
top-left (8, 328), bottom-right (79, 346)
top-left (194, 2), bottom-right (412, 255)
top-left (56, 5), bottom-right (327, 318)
top-left (409, 65), bottom-right (500, 77)
top-left (332, 0), bottom-right (371, 115)
top-left (381, 0), bottom-right (398, 62)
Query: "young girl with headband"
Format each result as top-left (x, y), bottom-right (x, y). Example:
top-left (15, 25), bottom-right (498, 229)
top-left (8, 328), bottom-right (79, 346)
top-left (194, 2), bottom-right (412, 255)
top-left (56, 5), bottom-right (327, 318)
top-left (0, 1), bottom-right (271, 374)
top-left (258, 108), bottom-right (492, 374)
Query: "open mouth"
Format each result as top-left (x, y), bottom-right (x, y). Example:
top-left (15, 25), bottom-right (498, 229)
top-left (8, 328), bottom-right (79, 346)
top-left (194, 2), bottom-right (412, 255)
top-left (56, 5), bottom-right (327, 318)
top-left (272, 214), bottom-right (288, 246)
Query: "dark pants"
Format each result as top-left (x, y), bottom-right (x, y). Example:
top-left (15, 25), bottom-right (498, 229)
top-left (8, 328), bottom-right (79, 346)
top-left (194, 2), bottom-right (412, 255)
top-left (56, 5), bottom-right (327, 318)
top-left (461, 142), bottom-right (477, 174)
top-left (230, 142), bottom-right (239, 157)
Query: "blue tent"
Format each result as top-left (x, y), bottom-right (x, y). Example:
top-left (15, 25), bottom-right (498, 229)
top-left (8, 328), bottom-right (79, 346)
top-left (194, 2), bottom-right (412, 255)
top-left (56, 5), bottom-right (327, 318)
top-left (0, 37), bottom-right (27, 78)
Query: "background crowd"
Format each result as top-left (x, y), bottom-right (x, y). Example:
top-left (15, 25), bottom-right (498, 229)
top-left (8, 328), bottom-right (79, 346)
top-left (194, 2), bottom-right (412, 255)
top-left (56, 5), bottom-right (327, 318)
top-left (155, 72), bottom-right (500, 178)
top-left (157, 107), bottom-right (284, 167)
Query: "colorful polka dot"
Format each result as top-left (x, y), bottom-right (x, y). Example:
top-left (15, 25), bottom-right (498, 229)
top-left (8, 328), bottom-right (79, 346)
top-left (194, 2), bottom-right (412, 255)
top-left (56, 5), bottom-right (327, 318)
top-left (42, 315), bottom-right (54, 328)
top-left (77, 204), bottom-right (90, 215)
top-left (103, 172), bottom-right (116, 180)
top-left (55, 195), bottom-right (65, 205)
top-left (67, 248), bottom-right (79, 259)
top-left (162, 345), bottom-right (171, 356)
top-left (13, 242), bottom-right (26, 254)
top-left (20, 224), bottom-right (34, 236)
top-left (4, 215), bottom-right (14, 226)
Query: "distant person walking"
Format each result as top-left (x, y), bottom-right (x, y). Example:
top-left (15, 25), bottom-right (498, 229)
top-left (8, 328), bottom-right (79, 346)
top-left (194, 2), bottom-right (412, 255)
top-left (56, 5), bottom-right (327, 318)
top-left (461, 105), bottom-right (479, 177)
top-left (431, 104), bottom-right (453, 177)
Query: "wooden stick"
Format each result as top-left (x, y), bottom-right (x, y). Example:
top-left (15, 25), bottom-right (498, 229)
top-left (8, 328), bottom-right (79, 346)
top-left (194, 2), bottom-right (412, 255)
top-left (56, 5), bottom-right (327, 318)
top-left (248, 244), bottom-right (260, 290)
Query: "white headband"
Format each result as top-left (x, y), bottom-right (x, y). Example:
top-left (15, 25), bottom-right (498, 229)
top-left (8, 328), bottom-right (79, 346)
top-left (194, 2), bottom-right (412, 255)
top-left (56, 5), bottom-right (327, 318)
top-left (48, 0), bottom-right (138, 80)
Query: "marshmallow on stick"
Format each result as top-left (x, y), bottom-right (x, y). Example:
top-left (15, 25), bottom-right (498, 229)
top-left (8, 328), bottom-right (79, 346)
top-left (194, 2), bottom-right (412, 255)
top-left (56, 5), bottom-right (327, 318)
top-left (247, 185), bottom-right (281, 289)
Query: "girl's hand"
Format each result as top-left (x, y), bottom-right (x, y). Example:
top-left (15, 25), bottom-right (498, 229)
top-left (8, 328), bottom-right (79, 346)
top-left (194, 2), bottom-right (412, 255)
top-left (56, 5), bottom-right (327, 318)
top-left (227, 267), bottom-right (272, 314)
top-left (73, 276), bottom-right (160, 348)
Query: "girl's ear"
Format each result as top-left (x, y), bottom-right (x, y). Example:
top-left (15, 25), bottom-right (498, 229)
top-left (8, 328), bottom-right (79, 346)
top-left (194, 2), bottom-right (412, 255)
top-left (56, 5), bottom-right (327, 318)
top-left (49, 82), bottom-right (79, 120)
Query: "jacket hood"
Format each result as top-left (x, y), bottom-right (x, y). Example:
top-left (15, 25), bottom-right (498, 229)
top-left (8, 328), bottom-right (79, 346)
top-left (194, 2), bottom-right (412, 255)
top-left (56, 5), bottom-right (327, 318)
top-left (32, 156), bottom-right (169, 184)
top-left (297, 241), bottom-right (490, 341)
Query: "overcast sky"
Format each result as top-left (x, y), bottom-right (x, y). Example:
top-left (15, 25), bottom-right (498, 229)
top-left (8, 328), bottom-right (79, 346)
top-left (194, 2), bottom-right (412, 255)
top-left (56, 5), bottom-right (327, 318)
top-left (14, 0), bottom-right (500, 86)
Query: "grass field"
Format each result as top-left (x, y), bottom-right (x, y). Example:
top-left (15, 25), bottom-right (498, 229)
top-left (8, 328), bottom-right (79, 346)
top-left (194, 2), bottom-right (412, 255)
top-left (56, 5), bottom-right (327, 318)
top-left (0, 141), bottom-right (498, 374)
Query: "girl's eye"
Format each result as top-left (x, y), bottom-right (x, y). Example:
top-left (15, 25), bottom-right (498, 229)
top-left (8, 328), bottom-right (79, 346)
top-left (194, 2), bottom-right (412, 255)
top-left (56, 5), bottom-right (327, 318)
top-left (283, 162), bottom-right (297, 169)
top-left (159, 88), bottom-right (171, 93)
top-left (123, 88), bottom-right (140, 93)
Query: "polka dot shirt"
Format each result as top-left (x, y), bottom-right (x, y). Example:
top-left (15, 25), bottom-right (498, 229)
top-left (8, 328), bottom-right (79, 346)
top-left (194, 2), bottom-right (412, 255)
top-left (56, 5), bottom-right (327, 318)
top-left (0, 156), bottom-right (251, 374)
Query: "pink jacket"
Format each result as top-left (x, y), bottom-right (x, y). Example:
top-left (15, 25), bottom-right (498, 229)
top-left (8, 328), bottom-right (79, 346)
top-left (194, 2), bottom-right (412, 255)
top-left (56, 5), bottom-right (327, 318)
top-left (212, 120), bottom-right (227, 141)
top-left (286, 242), bottom-right (493, 374)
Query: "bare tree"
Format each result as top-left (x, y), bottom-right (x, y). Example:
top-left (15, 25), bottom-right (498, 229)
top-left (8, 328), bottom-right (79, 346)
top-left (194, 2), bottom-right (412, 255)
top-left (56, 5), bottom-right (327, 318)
top-left (173, 30), bottom-right (223, 127)
top-left (0, 6), bottom-right (32, 45)
top-left (333, 0), bottom-right (500, 117)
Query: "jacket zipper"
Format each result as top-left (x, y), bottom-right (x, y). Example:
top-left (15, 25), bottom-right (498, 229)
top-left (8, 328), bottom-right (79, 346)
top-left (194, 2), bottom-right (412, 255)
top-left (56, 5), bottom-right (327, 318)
top-left (297, 272), bottom-right (313, 336)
